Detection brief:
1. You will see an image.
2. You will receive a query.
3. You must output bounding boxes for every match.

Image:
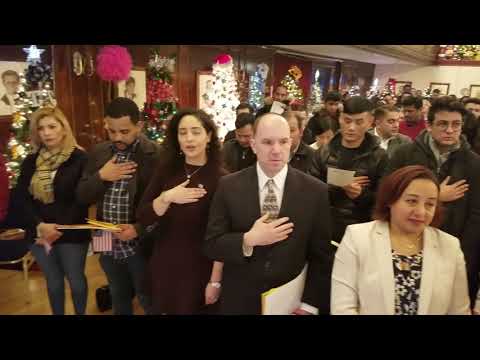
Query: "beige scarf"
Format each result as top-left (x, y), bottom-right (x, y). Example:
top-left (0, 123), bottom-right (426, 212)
top-left (29, 146), bottom-right (75, 204)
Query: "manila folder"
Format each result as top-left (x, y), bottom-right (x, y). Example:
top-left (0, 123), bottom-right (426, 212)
top-left (261, 264), bottom-right (308, 315)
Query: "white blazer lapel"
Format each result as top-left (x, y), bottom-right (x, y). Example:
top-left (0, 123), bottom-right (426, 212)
top-left (373, 221), bottom-right (395, 315)
top-left (417, 228), bottom-right (438, 315)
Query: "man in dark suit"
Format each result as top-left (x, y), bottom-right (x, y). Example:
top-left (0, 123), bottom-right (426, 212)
top-left (222, 113), bottom-right (257, 173)
top-left (370, 104), bottom-right (411, 158)
top-left (205, 113), bottom-right (334, 315)
top-left (284, 110), bottom-right (315, 173)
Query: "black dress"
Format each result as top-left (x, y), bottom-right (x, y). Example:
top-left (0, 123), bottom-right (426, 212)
top-left (137, 160), bottom-right (225, 314)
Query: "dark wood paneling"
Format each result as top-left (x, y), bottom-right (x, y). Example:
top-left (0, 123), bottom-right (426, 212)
top-left (0, 45), bottom-right (52, 64)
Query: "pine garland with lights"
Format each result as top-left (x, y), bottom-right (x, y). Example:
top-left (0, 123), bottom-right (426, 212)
top-left (438, 45), bottom-right (480, 61)
top-left (203, 54), bottom-right (240, 139)
top-left (4, 46), bottom-right (55, 188)
top-left (143, 50), bottom-right (178, 144)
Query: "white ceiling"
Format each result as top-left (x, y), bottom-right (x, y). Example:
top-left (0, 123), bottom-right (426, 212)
top-left (272, 45), bottom-right (416, 65)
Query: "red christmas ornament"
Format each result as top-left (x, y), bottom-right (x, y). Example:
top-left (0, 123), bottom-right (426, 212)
top-left (215, 54), bottom-right (233, 65)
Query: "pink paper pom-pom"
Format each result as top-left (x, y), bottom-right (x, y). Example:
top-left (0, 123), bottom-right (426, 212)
top-left (215, 54), bottom-right (232, 65)
top-left (96, 45), bottom-right (132, 82)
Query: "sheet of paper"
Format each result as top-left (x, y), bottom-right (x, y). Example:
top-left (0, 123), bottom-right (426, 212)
top-left (327, 167), bottom-right (356, 187)
top-left (270, 101), bottom-right (286, 114)
top-left (262, 264), bottom-right (308, 315)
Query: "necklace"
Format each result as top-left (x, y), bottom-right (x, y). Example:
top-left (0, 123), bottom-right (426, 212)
top-left (396, 233), bottom-right (423, 252)
top-left (184, 164), bottom-right (204, 180)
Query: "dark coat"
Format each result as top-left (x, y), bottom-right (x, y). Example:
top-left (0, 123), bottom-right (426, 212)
top-left (309, 132), bottom-right (389, 243)
top-left (204, 165), bottom-right (334, 315)
top-left (289, 142), bottom-right (315, 174)
top-left (386, 130), bottom-right (480, 307)
top-left (9, 148), bottom-right (90, 244)
top-left (302, 109), bottom-right (340, 145)
top-left (222, 139), bottom-right (256, 173)
top-left (76, 135), bottom-right (162, 236)
top-left (368, 128), bottom-right (412, 158)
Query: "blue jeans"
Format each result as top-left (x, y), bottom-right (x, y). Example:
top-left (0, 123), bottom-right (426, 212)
top-left (30, 241), bottom-right (89, 315)
top-left (99, 252), bottom-right (151, 315)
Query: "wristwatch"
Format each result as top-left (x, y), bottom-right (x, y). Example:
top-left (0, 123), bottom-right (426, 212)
top-left (209, 282), bottom-right (221, 289)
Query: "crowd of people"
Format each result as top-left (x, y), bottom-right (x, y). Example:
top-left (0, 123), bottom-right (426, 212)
top-left (2, 82), bottom-right (480, 315)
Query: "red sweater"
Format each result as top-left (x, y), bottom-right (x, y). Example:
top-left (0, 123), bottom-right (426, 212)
top-left (0, 155), bottom-right (9, 223)
top-left (399, 118), bottom-right (426, 141)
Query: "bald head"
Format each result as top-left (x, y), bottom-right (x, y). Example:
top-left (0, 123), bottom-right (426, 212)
top-left (251, 113), bottom-right (291, 178)
top-left (254, 113), bottom-right (290, 136)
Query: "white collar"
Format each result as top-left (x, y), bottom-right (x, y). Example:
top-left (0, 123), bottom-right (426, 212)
top-left (256, 162), bottom-right (288, 191)
top-left (374, 127), bottom-right (393, 142)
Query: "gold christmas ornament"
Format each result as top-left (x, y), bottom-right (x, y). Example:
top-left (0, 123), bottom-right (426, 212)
top-left (288, 66), bottom-right (303, 81)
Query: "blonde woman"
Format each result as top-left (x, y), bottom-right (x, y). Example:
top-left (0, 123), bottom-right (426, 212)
top-left (11, 107), bottom-right (90, 315)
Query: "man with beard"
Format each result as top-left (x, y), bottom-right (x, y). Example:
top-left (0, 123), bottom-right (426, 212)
top-left (77, 97), bottom-right (162, 314)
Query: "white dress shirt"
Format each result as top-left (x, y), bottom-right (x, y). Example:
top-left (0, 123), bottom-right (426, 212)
top-left (256, 162), bottom-right (288, 210)
top-left (243, 162), bottom-right (318, 315)
top-left (373, 127), bottom-right (391, 151)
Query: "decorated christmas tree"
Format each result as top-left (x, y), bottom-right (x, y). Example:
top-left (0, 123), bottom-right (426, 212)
top-left (248, 63), bottom-right (269, 111)
top-left (203, 54), bottom-right (240, 139)
top-left (280, 65), bottom-right (304, 102)
top-left (4, 45), bottom-right (55, 188)
top-left (143, 50), bottom-right (178, 144)
top-left (307, 69), bottom-right (322, 113)
top-left (378, 78), bottom-right (397, 103)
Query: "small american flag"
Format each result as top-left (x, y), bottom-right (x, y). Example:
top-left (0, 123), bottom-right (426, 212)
top-left (92, 230), bottom-right (113, 252)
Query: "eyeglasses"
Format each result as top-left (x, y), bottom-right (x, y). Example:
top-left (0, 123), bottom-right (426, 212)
top-left (433, 121), bottom-right (463, 131)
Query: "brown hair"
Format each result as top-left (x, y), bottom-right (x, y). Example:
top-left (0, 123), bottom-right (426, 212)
top-left (1, 70), bottom-right (19, 82)
top-left (373, 165), bottom-right (443, 227)
top-left (373, 105), bottom-right (401, 121)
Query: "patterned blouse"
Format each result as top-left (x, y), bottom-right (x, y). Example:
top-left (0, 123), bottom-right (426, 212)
top-left (392, 250), bottom-right (423, 315)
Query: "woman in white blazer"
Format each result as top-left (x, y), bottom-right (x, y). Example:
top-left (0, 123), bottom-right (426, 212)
top-left (331, 165), bottom-right (470, 315)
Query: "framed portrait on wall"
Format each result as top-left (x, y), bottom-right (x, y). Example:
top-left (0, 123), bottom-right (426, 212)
top-left (470, 85), bottom-right (480, 99)
top-left (429, 82), bottom-right (450, 96)
top-left (197, 70), bottom-right (215, 111)
top-left (395, 81), bottom-right (412, 96)
top-left (116, 67), bottom-right (147, 111)
top-left (0, 61), bottom-right (28, 117)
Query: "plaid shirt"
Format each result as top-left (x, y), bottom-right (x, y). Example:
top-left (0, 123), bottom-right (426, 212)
top-left (102, 139), bottom-right (139, 260)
